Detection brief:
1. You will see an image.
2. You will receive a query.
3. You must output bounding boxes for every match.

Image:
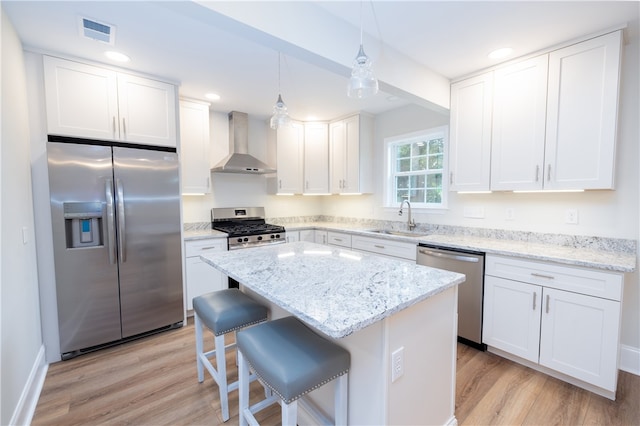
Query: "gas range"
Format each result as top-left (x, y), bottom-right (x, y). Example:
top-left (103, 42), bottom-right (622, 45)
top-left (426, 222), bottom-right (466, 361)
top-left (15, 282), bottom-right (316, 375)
top-left (211, 207), bottom-right (286, 250)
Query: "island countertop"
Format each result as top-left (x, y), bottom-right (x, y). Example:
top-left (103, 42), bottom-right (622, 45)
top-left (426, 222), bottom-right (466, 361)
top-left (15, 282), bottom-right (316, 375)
top-left (200, 241), bottom-right (465, 339)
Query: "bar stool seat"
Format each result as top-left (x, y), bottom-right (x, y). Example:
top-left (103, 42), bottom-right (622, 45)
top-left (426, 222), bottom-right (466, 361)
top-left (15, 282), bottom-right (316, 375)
top-left (193, 289), bottom-right (268, 422)
top-left (237, 316), bottom-right (350, 426)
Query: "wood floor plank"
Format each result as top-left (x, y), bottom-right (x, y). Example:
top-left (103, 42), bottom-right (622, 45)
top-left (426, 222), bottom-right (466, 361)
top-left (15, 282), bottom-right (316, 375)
top-left (32, 320), bottom-right (640, 426)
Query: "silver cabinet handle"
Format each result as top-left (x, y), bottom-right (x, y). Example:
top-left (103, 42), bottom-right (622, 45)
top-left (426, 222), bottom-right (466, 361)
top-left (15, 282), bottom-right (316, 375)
top-left (450, 172), bottom-right (454, 185)
top-left (374, 244), bottom-right (385, 249)
top-left (116, 179), bottom-right (126, 263)
top-left (122, 118), bottom-right (126, 138)
top-left (531, 272), bottom-right (555, 280)
top-left (547, 164), bottom-right (551, 181)
top-left (112, 117), bottom-right (117, 137)
top-left (532, 292), bottom-right (537, 310)
top-left (105, 179), bottom-right (116, 264)
top-left (418, 249), bottom-right (479, 263)
top-left (546, 294), bottom-right (550, 314)
top-left (334, 238), bottom-right (343, 242)
top-left (535, 165), bottom-right (540, 182)
top-left (279, 179), bottom-right (282, 189)
top-left (206, 177), bottom-right (210, 190)
top-left (306, 180), bottom-right (309, 190)
top-left (199, 246), bottom-right (219, 251)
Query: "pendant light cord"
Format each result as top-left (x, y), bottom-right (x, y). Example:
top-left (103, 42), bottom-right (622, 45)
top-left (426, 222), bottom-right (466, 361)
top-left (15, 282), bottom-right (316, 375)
top-left (359, 0), bottom-right (363, 45)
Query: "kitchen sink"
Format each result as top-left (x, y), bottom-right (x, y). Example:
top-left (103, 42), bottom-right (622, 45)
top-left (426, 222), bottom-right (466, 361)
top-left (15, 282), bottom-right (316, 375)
top-left (368, 229), bottom-right (429, 238)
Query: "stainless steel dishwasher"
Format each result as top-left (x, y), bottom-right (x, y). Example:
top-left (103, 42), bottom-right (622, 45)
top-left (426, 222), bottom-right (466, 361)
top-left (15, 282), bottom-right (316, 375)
top-left (417, 244), bottom-right (486, 350)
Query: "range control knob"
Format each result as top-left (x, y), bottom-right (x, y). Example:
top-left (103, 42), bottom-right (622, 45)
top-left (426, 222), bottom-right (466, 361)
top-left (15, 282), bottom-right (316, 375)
top-left (243, 237), bottom-right (249, 242)
top-left (270, 234), bottom-right (275, 239)
top-left (275, 234), bottom-right (281, 239)
top-left (236, 238), bottom-right (243, 243)
top-left (257, 236), bottom-right (263, 241)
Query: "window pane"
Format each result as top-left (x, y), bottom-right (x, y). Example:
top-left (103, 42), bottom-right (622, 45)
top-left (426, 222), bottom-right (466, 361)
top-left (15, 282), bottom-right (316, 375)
top-left (411, 157), bottom-right (427, 171)
top-left (412, 142), bottom-right (427, 156)
top-left (426, 189), bottom-right (442, 203)
top-left (428, 154), bottom-right (443, 169)
top-left (427, 173), bottom-right (442, 188)
top-left (396, 175), bottom-right (409, 189)
top-left (396, 190), bottom-right (409, 203)
top-left (396, 144), bottom-right (411, 158)
top-left (410, 175), bottom-right (426, 188)
top-left (428, 138), bottom-right (444, 154)
top-left (397, 158), bottom-right (411, 172)
top-left (410, 189), bottom-right (425, 203)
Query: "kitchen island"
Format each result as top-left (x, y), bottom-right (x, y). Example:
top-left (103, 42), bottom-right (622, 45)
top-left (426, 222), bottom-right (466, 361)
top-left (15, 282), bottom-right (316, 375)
top-left (201, 241), bottom-right (465, 425)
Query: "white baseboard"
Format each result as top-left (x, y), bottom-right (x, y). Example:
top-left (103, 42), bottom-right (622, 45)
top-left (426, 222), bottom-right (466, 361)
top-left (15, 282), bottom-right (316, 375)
top-left (619, 344), bottom-right (640, 376)
top-left (9, 344), bottom-right (48, 426)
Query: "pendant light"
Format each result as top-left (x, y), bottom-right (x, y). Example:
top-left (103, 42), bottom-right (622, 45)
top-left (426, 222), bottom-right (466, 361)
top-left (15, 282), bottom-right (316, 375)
top-left (347, 0), bottom-right (379, 99)
top-left (270, 52), bottom-right (291, 130)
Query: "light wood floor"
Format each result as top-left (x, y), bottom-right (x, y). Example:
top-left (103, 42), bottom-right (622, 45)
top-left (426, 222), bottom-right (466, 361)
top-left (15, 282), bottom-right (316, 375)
top-left (33, 319), bottom-right (639, 425)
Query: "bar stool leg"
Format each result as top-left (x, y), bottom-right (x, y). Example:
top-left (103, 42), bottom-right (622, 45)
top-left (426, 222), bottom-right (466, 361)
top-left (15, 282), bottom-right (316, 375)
top-left (238, 350), bottom-right (250, 426)
top-left (194, 313), bottom-right (205, 382)
top-left (335, 373), bottom-right (348, 425)
top-left (282, 401), bottom-right (297, 426)
top-left (215, 333), bottom-right (230, 421)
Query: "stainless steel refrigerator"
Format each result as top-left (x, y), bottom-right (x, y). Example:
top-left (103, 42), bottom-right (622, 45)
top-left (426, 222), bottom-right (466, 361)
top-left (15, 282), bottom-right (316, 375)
top-left (47, 137), bottom-right (183, 359)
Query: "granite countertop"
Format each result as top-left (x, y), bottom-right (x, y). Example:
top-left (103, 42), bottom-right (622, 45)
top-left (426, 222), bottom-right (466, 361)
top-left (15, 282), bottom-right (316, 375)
top-left (200, 241), bottom-right (465, 338)
top-left (283, 223), bottom-right (636, 273)
top-left (183, 229), bottom-right (227, 241)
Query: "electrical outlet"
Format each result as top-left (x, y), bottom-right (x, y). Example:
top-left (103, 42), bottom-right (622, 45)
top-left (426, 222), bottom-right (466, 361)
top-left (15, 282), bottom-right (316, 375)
top-left (565, 209), bottom-right (579, 224)
top-left (463, 207), bottom-right (485, 219)
top-left (391, 347), bottom-right (404, 382)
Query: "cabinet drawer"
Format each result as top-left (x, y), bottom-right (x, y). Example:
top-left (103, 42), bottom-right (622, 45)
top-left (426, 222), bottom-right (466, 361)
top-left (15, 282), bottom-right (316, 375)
top-left (185, 238), bottom-right (227, 257)
top-left (352, 236), bottom-right (417, 261)
top-left (327, 232), bottom-right (351, 248)
top-left (486, 255), bottom-right (622, 301)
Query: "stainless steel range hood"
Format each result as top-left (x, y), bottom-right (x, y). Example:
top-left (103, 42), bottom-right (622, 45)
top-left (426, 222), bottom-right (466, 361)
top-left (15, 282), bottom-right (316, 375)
top-left (211, 111), bottom-right (276, 174)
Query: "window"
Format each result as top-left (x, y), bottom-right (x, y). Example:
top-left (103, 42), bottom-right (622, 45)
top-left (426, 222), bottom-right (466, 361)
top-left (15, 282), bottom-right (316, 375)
top-left (385, 127), bottom-right (447, 208)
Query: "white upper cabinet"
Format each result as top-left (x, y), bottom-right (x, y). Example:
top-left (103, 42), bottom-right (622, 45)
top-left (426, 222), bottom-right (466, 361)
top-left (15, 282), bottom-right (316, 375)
top-left (449, 72), bottom-right (493, 192)
top-left (544, 31), bottom-right (622, 190)
top-left (329, 114), bottom-right (373, 194)
top-left (450, 30), bottom-right (622, 192)
top-left (303, 122), bottom-right (329, 194)
top-left (43, 55), bottom-right (177, 147)
top-left (179, 99), bottom-right (210, 194)
top-left (490, 55), bottom-right (549, 191)
top-left (276, 121), bottom-right (304, 194)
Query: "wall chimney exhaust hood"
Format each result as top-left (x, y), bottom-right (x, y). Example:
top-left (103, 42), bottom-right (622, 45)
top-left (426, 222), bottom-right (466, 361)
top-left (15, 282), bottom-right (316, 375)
top-left (211, 111), bottom-right (276, 174)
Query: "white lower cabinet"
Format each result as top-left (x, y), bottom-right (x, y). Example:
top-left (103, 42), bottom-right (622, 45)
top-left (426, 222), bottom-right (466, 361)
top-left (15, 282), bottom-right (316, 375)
top-left (327, 231), bottom-right (351, 248)
top-left (184, 238), bottom-right (227, 311)
top-left (314, 230), bottom-right (328, 245)
top-left (299, 229), bottom-right (316, 242)
top-left (483, 254), bottom-right (622, 398)
top-left (285, 231), bottom-right (299, 243)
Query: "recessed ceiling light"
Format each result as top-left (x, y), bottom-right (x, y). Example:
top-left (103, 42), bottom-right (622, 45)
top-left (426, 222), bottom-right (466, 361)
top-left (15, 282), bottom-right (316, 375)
top-left (488, 47), bottom-right (513, 60)
top-left (205, 93), bottom-right (221, 101)
top-left (104, 51), bottom-right (130, 62)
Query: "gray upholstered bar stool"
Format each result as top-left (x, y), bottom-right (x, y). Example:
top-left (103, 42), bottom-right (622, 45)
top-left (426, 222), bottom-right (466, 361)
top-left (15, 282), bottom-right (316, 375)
top-left (193, 289), bottom-right (268, 422)
top-left (236, 316), bottom-right (351, 426)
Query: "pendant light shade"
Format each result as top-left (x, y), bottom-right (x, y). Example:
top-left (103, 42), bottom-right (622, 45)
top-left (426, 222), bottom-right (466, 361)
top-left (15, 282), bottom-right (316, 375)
top-left (347, 1), bottom-right (379, 99)
top-left (270, 52), bottom-right (291, 130)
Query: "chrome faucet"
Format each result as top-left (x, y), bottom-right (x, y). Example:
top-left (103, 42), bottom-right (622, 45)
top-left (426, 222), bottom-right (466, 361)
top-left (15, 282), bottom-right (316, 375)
top-left (399, 200), bottom-right (416, 231)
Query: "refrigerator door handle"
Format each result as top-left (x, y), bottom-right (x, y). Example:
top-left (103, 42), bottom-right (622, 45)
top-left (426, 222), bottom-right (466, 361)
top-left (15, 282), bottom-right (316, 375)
top-left (105, 179), bottom-right (117, 264)
top-left (116, 178), bottom-right (127, 263)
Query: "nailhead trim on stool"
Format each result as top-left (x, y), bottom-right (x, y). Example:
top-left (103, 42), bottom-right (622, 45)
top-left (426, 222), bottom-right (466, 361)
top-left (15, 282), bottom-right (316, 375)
top-left (193, 289), bottom-right (268, 422)
top-left (237, 316), bottom-right (350, 425)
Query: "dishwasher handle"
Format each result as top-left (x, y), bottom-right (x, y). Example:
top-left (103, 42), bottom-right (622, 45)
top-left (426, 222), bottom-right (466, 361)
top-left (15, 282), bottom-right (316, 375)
top-left (418, 248), bottom-right (480, 263)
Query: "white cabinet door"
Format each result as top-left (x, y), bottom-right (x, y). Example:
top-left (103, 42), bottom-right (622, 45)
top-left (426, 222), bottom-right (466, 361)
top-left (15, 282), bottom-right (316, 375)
top-left (44, 56), bottom-right (119, 140)
top-left (276, 121), bottom-right (304, 194)
top-left (185, 239), bottom-right (227, 310)
top-left (314, 230), bottom-right (328, 245)
top-left (539, 287), bottom-right (621, 391)
top-left (117, 73), bottom-right (177, 147)
top-left (43, 56), bottom-right (177, 147)
top-left (483, 275), bottom-right (541, 363)
top-left (449, 72), bottom-right (493, 192)
top-left (285, 231), bottom-right (300, 243)
top-left (299, 229), bottom-right (316, 242)
top-left (179, 100), bottom-right (210, 194)
top-left (303, 122), bottom-right (329, 194)
top-left (491, 55), bottom-right (548, 191)
top-left (544, 31), bottom-right (622, 190)
top-left (329, 120), bottom-right (347, 194)
top-left (329, 114), bottom-right (373, 194)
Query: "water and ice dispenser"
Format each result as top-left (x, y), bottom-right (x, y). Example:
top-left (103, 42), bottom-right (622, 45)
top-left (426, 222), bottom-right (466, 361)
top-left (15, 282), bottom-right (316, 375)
top-left (63, 202), bottom-right (104, 248)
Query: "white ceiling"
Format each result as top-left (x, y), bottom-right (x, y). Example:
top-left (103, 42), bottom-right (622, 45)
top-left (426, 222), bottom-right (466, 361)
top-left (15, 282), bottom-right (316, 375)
top-left (3, 1), bottom-right (638, 122)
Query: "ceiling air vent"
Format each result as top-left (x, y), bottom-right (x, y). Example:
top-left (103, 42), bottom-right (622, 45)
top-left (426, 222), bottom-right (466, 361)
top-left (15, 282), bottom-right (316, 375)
top-left (78, 17), bottom-right (115, 45)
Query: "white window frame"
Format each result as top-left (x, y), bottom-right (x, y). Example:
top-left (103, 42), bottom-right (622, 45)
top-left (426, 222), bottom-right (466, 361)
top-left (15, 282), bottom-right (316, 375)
top-left (384, 126), bottom-right (448, 210)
